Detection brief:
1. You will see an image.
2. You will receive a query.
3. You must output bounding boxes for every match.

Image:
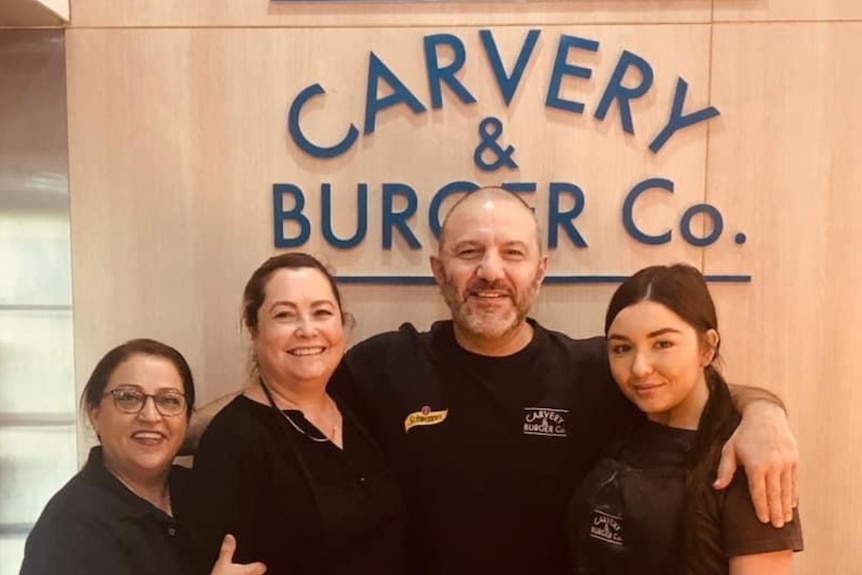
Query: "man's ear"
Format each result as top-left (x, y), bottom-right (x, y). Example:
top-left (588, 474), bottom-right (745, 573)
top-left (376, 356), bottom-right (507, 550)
top-left (701, 329), bottom-right (720, 366)
top-left (535, 255), bottom-right (549, 287)
top-left (429, 255), bottom-right (445, 288)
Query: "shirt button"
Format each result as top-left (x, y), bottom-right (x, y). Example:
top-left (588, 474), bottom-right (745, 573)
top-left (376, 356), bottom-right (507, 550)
top-left (168, 527), bottom-right (176, 536)
top-left (358, 477), bottom-right (366, 484)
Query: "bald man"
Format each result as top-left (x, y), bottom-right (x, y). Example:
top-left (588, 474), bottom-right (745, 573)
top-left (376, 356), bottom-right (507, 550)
top-left (329, 187), bottom-right (798, 575)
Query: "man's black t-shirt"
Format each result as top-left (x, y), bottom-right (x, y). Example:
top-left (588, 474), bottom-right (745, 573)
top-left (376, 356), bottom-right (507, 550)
top-left (330, 319), bottom-right (637, 575)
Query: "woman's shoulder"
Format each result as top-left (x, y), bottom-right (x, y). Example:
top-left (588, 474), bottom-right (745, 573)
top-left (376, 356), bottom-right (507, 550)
top-left (21, 458), bottom-right (147, 575)
top-left (720, 469), bottom-right (804, 556)
top-left (196, 394), bottom-right (282, 460)
top-left (31, 471), bottom-right (92, 522)
top-left (26, 463), bottom-right (121, 544)
top-left (202, 394), bottom-right (271, 436)
top-left (21, 490), bottom-right (108, 575)
top-left (687, 467), bottom-right (803, 561)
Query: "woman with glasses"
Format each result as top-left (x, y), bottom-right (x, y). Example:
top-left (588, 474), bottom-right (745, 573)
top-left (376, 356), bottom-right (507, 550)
top-left (19, 338), bottom-right (266, 575)
top-left (188, 253), bottom-right (406, 575)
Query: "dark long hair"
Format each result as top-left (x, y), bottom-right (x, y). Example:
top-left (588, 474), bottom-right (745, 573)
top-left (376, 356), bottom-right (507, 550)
top-left (604, 264), bottom-right (739, 564)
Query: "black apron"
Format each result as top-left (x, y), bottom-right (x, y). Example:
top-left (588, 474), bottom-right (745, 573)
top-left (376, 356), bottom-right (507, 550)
top-left (260, 382), bottom-right (406, 574)
top-left (567, 429), bottom-right (690, 575)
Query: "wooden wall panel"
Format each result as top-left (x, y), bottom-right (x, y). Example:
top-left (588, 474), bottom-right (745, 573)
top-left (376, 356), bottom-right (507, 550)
top-left (706, 22), bottom-right (862, 575)
top-left (64, 3), bottom-right (862, 572)
top-left (0, 0), bottom-right (66, 26)
top-left (67, 0), bottom-right (710, 28)
top-left (38, 0), bottom-right (68, 21)
top-left (714, 0), bottom-right (862, 22)
top-left (67, 24), bottom-right (714, 402)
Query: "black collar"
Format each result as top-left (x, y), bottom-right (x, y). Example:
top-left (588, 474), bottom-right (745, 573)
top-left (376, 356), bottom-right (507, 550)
top-left (81, 446), bottom-right (182, 523)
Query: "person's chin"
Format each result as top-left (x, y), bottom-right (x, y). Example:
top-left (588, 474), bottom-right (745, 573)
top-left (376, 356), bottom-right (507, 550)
top-left (470, 317), bottom-right (520, 339)
top-left (137, 453), bottom-right (176, 471)
top-left (466, 295), bottom-right (514, 313)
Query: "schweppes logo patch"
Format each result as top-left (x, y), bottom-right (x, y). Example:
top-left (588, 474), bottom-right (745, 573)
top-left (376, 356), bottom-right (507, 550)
top-left (404, 405), bottom-right (448, 432)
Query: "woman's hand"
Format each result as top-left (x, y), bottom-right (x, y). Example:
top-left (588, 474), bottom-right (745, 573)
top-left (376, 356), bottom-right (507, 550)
top-left (210, 534), bottom-right (267, 575)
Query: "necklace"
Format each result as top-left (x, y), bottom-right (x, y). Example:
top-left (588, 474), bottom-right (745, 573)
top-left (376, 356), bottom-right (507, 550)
top-left (280, 408), bottom-right (338, 443)
top-left (260, 379), bottom-right (340, 444)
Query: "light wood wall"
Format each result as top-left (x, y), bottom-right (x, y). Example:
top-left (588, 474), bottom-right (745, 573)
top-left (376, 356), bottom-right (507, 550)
top-left (66, 2), bottom-right (862, 574)
top-left (0, 0), bottom-right (67, 26)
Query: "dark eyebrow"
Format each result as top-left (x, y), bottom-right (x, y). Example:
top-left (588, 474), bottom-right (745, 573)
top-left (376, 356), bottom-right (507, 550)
top-left (647, 327), bottom-right (682, 338)
top-left (114, 384), bottom-right (182, 394)
top-left (450, 240), bottom-right (483, 251)
top-left (270, 300), bottom-right (335, 310)
top-left (607, 327), bottom-right (682, 341)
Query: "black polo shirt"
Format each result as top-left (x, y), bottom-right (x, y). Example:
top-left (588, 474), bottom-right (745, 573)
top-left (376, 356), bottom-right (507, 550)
top-left (331, 319), bottom-right (637, 575)
top-left (20, 447), bottom-right (194, 575)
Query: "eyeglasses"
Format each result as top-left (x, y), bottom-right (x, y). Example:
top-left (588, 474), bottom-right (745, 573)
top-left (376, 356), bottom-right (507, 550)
top-left (102, 386), bottom-right (187, 417)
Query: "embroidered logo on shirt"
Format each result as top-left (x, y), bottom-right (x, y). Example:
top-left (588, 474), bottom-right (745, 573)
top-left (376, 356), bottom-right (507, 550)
top-left (404, 405), bottom-right (448, 432)
top-left (590, 509), bottom-right (624, 546)
top-left (522, 406), bottom-right (568, 437)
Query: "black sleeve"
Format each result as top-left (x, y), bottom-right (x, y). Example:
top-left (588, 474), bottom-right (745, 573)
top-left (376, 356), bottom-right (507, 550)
top-left (330, 331), bottom-right (398, 437)
top-left (19, 505), bottom-right (134, 575)
top-left (680, 470), bottom-right (803, 575)
top-left (188, 408), bottom-right (268, 574)
top-left (722, 471), bottom-right (804, 556)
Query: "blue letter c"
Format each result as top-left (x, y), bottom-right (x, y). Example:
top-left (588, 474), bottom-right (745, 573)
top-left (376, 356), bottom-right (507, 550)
top-left (622, 178), bottom-right (673, 245)
top-left (288, 84), bottom-right (359, 159)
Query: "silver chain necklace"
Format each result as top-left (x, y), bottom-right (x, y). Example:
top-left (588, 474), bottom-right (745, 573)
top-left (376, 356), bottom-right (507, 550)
top-left (279, 407), bottom-right (332, 443)
top-left (260, 379), bottom-right (338, 444)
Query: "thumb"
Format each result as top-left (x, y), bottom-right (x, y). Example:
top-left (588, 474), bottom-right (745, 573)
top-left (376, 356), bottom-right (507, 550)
top-left (216, 534), bottom-right (237, 565)
top-left (713, 447), bottom-right (737, 489)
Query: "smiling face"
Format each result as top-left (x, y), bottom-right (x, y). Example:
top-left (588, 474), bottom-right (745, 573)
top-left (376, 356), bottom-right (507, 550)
top-left (606, 300), bottom-right (717, 429)
top-left (252, 267), bottom-right (346, 391)
top-left (431, 190), bottom-right (547, 355)
top-left (88, 354), bottom-right (188, 483)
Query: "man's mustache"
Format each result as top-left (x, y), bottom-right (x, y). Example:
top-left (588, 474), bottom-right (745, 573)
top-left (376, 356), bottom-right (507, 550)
top-left (464, 280), bottom-right (513, 298)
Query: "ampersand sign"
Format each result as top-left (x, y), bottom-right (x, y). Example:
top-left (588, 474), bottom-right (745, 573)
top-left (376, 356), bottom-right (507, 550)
top-left (473, 116), bottom-right (518, 172)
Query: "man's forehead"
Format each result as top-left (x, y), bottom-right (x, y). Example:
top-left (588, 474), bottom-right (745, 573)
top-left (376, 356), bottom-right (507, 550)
top-left (440, 193), bottom-right (541, 250)
top-left (448, 188), bottom-right (529, 214)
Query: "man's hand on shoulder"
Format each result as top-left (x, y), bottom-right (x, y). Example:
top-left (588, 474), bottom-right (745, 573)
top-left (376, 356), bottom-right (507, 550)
top-left (714, 395), bottom-right (799, 528)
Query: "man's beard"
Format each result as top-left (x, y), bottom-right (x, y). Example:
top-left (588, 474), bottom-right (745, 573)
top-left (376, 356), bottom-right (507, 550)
top-left (439, 276), bottom-right (539, 342)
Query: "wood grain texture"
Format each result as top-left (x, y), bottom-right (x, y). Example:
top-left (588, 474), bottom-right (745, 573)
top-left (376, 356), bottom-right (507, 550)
top-left (64, 10), bottom-right (862, 573)
top-left (706, 22), bottom-right (862, 575)
top-left (0, 0), bottom-right (66, 27)
top-left (714, 0), bottom-right (862, 23)
top-left (66, 24), bottom-right (717, 404)
top-left (67, 0), bottom-right (710, 28)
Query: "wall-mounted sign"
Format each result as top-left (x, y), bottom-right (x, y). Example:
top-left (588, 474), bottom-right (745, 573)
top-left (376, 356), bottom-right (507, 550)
top-left (269, 29), bottom-right (747, 283)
